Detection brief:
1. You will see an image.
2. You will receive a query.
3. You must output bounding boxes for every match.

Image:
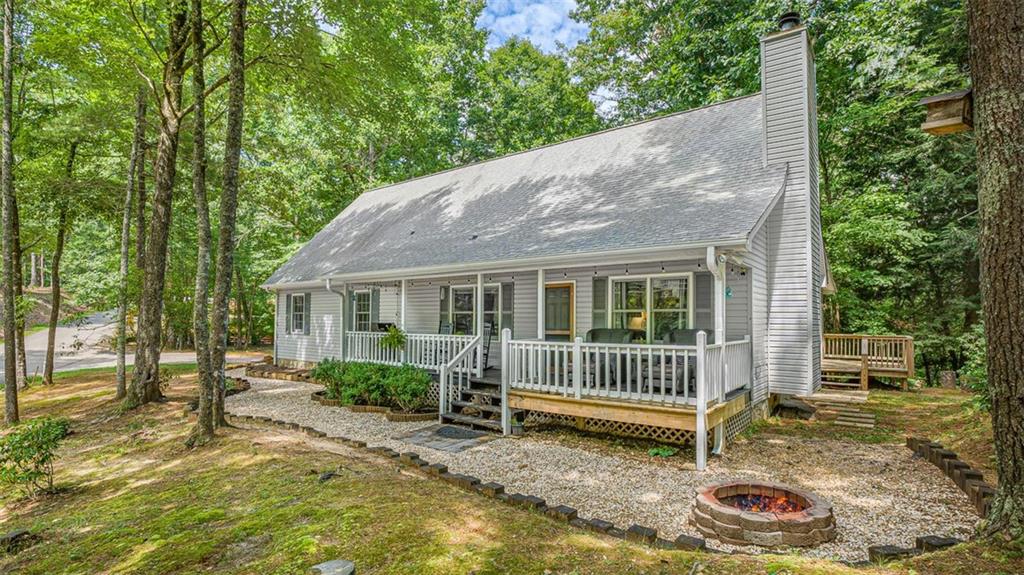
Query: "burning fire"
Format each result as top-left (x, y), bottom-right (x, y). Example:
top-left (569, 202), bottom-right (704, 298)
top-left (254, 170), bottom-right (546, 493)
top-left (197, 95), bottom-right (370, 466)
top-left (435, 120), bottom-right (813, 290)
top-left (729, 494), bottom-right (803, 514)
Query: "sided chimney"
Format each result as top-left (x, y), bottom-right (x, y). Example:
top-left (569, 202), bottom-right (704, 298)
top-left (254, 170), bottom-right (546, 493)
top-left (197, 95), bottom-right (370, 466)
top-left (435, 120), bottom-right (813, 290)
top-left (759, 13), bottom-right (824, 394)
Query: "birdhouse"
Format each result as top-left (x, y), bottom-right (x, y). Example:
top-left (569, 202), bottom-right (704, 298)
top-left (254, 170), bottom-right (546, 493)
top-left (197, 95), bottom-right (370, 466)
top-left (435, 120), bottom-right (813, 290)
top-left (919, 89), bottom-right (973, 135)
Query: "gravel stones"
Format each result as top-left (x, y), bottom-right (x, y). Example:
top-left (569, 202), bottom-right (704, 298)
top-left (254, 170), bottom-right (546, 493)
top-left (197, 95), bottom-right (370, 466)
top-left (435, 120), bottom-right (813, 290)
top-left (225, 370), bottom-right (978, 562)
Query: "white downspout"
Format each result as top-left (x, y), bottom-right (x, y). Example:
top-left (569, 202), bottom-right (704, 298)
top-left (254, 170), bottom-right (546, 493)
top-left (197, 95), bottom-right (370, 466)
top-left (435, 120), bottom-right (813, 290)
top-left (326, 278), bottom-right (347, 361)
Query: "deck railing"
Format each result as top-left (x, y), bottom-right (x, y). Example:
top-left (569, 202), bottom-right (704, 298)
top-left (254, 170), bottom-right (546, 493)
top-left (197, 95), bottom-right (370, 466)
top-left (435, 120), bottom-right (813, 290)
top-left (345, 331), bottom-right (478, 371)
top-left (503, 334), bottom-right (751, 408)
top-left (822, 333), bottom-right (915, 389)
top-left (438, 334), bottom-right (482, 418)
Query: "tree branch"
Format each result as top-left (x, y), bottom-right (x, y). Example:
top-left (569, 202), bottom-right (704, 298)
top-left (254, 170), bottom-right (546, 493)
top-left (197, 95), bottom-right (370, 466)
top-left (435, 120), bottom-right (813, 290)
top-left (178, 54), bottom-right (264, 118)
top-left (128, 0), bottom-right (166, 64)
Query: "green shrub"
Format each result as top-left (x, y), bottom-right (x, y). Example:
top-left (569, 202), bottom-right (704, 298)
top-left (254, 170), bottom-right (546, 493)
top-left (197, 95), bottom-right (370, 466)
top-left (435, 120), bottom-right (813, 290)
top-left (385, 364), bottom-right (433, 412)
top-left (0, 416), bottom-right (71, 496)
top-left (380, 326), bottom-right (407, 352)
top-left (648, 445), bottom-right (678, 458)
top-left (310, 358), bottom-right (346, 387)
top-left (960, 323), bottom-right (989, 410)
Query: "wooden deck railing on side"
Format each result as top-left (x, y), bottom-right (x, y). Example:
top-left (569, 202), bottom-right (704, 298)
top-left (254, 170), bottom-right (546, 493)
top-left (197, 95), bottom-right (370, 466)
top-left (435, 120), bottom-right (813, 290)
top-left (822, 334), bottom-right (915, 390)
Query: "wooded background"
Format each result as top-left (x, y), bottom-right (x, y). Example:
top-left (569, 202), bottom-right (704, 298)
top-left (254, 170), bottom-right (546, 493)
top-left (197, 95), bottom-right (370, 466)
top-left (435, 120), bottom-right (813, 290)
top-left (1, 0), bottom-right (977, 384)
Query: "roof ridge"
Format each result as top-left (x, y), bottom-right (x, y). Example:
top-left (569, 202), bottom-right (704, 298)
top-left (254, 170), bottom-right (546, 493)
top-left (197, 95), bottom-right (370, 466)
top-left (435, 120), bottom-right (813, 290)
top-left (356, 92), bottom-right (762, 198)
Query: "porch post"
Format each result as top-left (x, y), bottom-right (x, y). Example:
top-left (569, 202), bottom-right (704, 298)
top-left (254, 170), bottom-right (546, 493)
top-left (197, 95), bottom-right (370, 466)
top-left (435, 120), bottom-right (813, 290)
top-left (536, 269), bottom-right (545, 340)
top-left (339, 283), bottom-right (349, 361)
top-left (501, 328), bottom-right (511, 435)
top-left (400, 279), bottom-right (407, 364)
top-left (272, 291), bottom-right (279, 365)
top-left (707, 246), bottom-right (727, 454)
top-left (476, 273), bottom-right (484, 377)
top-left (696, 330), bottom-right (708, 471)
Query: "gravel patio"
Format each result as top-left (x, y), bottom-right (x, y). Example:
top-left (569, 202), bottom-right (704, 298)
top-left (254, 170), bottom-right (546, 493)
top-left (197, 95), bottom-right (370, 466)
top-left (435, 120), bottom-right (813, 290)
top-left (224, 369), bottom-right (978, 562)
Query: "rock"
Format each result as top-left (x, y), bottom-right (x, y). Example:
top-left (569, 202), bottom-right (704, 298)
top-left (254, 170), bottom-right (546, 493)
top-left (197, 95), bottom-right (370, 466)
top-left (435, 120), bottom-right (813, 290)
top-left (915, 535), bottom-right (961, 552)
top-left (673, 534), bottom-right (707, 551)
top-left (868, 545), bottom-right (920, 564)
top-left (310, 559), bottom-right (355, 575)
top-left (625, 524), bottom-right (657, 544)
top-left (774, 398), bottom-right (816, 420)
top-left (0, 529), bottom-right (36, 554)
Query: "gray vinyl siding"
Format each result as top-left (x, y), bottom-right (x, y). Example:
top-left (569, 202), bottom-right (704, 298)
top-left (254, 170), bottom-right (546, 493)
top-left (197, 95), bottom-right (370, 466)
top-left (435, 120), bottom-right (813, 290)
top-left (404, 283), bottom-right (440, 333)
top-left (761, 26), bottom-right (820, 396)
top-left (513, 271), bottom-right (539, 340)
top-left (725, 267), bottom-right (750, 342)
top-left (377, 286), bottom-right (400, 325)
top-left (748, 221), bottom-right (771, 404)
top-left (275, 288), bottom-right (341, 364)
top-left (694, 272), bottom-right (714, 332)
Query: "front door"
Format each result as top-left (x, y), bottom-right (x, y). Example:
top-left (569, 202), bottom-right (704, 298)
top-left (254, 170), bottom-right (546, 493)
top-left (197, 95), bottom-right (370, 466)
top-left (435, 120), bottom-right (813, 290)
top-left (544, 283), bottom-right (574, 341)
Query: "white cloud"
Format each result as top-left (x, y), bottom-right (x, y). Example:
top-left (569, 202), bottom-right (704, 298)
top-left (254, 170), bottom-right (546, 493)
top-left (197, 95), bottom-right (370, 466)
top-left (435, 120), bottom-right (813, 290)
top-left (478, 0), bottom-right (589, 53)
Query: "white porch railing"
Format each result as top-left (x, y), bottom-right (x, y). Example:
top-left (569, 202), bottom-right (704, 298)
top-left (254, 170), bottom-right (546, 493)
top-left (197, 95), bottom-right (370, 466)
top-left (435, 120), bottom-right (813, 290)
top-left (501, 330), bottom-right (751, 471)
top-left (438, 334), bottom-right (482, 418)
top-left (344, 331), bottom-right (477, 371)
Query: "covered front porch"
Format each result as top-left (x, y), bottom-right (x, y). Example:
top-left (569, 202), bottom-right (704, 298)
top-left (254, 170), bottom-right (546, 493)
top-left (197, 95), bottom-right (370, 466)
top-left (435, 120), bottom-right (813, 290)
top-left (297, 247), bottom-right (760, 469)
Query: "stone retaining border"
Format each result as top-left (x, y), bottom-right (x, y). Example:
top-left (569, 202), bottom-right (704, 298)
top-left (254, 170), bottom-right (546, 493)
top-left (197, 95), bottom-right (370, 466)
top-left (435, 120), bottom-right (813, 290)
top-left (906, 436), bottom-right (995, 517)
top-left (224, 411), bottom-right (705, 554)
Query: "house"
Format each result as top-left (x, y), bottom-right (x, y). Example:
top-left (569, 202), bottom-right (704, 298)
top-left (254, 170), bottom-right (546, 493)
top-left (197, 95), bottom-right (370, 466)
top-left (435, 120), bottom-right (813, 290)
top-left (263, 14), bottom-right (826, 470)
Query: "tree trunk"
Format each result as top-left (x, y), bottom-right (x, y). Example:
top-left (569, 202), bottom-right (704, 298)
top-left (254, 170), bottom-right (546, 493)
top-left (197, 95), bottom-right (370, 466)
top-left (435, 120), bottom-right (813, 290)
top-left (211, 0), bottom-right (247, 426)
top-left (967, 0), bottom-right (1024, 538)
top-left (12, 192), bottom-right (25, 388)
top-left (43, 205), bottom-right (67, 385)
top-left (2, 0), bottom-right (17, 424)
top-left (116, 88), bottom-right (146, 399)
top-left (189, 0), bottom-right (215, 446)
top-left (135, 145), bottom-right (148, 270)
top-left (43, 142), bottom-right (75, 385)
top-left (125, 0), bottom-right (189, 410)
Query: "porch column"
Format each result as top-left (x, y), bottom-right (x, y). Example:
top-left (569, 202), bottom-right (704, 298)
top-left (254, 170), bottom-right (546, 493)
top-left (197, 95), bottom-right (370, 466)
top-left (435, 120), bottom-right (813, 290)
top-left (476, 273), bottom-right (484, 377)
top-left (399, 279), bottom-right (407, 329)
top-left (272, 291), bottom-right (279, 365)
top-left (339, 283), bottom-right (349, 361)
top-left (707, 246), bottom-right (727, 456)
top-left (536, 269), bottom-right (545, 340)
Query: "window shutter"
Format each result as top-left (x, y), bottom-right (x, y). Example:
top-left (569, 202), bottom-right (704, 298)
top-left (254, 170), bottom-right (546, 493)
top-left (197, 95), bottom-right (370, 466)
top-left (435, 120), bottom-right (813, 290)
top-left (348, 291), bottom-right (357, 330)
top-left (303, 292), bottom-right (311, 335)
top-left (592, 277), bottom-right (608, 329)
top-left (285, 294), bottom-right (293, 334)
top-left (439, 286), bottom-right (450, 332)
top-left (370, 288), bottom-right (380, 327)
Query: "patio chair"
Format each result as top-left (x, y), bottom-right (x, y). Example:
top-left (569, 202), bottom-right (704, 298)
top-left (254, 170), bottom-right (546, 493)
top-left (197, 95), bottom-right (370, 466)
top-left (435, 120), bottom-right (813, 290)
top-left (639, 329), bottom-right (714, 396)
top-left (581, 329), bottom-right (635, 389)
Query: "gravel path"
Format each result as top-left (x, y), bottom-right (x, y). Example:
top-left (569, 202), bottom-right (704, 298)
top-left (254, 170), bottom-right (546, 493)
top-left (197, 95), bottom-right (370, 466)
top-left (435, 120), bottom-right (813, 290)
top-left (225, 370), bottom-right (978, 562)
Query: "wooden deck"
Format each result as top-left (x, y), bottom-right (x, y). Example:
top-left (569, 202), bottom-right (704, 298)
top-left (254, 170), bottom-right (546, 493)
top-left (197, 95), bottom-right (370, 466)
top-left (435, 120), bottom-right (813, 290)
top-left (822, 334), bottom-right (914, 390)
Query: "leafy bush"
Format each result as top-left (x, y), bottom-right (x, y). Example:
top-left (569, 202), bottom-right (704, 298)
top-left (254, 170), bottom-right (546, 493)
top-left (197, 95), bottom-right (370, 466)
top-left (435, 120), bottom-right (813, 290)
top-left (384, 364), bottom-right (433, 412)
top-left (960, 323), bottom-right (989, 410)
top-left (380, 326), bottom-right (407, 352)
top-left (0, 416), bottom-right (71, 496)
top-left (311, 360), bottom-right (433, 411)
top-left (648, 445), bottom-right (678, 458)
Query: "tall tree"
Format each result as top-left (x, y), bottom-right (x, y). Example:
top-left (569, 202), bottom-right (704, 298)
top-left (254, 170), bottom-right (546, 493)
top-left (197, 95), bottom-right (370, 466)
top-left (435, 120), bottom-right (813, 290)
top-left (125, 0), bottom-right (191, 408)
top-left (116, 88), bottom-right (146, 399)
top-left (966, 0), bottom-right (1024, 537)
top-left (1, 0), bottom-right (16, 424)
top-left (42, 141), bottom-right (74, 385)
top-left (210, 0), bottom-right (246, 426)
top-left (189, 0), bottom-right (214, 444)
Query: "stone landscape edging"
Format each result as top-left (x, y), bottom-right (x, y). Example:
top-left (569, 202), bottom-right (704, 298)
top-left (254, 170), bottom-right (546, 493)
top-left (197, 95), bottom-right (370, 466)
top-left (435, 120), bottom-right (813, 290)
top-left (223, 411), bottom-right (709, 554)
top-left (905, 436), bottom-right (995, 517)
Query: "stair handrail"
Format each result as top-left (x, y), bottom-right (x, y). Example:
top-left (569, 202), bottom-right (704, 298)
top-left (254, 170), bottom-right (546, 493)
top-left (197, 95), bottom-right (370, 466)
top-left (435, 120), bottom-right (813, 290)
top-left (438, 333), bottom-right (482, 419)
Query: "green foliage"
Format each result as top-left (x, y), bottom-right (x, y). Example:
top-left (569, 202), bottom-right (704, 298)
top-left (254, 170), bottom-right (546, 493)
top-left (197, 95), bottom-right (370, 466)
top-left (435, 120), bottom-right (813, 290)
top-left (311, 360), bottom-right (432, 412)
top-left (384, 364), bottom-right (433, 413)
top-left (0, 417), bottom-right (72, 496)
top-left (959, 323), bottom-right (988, 410)
top-left (380, 326), bottom-right (407, 352)
top-left (647, 445), bottom-right (678, 458)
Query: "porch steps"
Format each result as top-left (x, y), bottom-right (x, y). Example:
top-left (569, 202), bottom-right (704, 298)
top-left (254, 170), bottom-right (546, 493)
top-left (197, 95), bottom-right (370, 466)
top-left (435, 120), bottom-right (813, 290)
top-left (441, 375), bottom-right (514, 433)
top-left (804, 389), bottom-right (877, 430)
top-left (440, 411), bottom-right (503, 431)
top-left (451, 400), bottom-right (502, 414)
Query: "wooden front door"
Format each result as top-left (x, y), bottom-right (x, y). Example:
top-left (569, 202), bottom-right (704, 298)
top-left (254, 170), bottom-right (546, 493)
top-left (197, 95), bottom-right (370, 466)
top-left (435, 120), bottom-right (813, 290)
top-left (544, 283), bottom-right (574, 341)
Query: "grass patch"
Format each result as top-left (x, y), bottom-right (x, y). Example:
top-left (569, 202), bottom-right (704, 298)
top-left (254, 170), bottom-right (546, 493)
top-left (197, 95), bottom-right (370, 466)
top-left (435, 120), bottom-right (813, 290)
top-left (0, 371), bottom-right (1018, 574)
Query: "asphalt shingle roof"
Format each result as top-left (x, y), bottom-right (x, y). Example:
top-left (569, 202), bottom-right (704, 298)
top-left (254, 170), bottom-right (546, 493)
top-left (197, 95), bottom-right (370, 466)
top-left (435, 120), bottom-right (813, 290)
top-left (265, 94), bottom-right (786, 286)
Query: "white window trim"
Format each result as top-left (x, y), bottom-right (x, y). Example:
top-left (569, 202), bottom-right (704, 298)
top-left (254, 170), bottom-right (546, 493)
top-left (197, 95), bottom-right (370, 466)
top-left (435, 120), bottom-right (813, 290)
top-left (443, 283), bottom-right (505, 335)
top-left (290, 293), bottom-right (306, 335)
top-left (606, 272), bottom-right (695, 342)
top-left (352, 289), bottom-right (372, 332)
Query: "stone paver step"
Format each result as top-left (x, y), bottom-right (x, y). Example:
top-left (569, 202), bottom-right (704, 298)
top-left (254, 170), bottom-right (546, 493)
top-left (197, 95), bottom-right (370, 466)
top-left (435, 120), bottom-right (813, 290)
top-left (835, 418), bottom-right (875, 429)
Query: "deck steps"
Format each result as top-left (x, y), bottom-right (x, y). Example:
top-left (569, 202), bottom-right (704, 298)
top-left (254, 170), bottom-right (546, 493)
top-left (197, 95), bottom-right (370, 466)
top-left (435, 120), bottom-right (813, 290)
top-left (440, 411), bottom-right (503, 431)
top-left (442, 375), bottom-right (511, 433)
top-left (451, 400), bottom-right (502, 414)
top-left (803, 389), bottom-right (877, 430)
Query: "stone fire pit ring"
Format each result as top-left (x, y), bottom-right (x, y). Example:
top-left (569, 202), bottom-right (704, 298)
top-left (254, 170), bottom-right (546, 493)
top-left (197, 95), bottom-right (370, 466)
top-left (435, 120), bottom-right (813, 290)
top-left (690, 481), bottom-right (836, 547)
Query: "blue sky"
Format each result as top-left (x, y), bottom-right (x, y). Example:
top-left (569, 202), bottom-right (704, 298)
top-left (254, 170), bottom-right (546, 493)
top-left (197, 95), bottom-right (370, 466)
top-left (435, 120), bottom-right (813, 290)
top-left (477, 0), bottom-right (590, 53)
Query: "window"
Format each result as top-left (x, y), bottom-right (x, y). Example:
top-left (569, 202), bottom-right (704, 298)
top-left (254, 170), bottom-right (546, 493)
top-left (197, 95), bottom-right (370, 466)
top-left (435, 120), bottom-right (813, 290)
top-left (439, 284), bottom-right (509, 336)
top-left (290, 292), bottom-right (305, 333)
top-left (353, 291), bottom-right (371, 332)
top-left (608, 274), bottom-right (691, 342)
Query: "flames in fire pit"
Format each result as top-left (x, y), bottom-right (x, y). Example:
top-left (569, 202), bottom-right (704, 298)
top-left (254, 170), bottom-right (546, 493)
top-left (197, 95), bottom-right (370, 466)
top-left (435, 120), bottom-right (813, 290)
top-left (725, 493), bottom-right (805, 514)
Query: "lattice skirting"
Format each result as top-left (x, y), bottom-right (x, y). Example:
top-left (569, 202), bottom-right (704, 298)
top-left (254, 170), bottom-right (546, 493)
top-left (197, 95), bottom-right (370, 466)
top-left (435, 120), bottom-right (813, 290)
top-left (523, 411), bottom-right (698, 445)
top-left (724, 402), bottom-right (754, 443)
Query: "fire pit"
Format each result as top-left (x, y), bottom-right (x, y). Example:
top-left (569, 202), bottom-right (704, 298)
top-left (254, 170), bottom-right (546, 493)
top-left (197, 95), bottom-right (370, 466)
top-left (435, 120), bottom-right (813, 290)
top-left (690, 481), bottom-right (836, 547)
